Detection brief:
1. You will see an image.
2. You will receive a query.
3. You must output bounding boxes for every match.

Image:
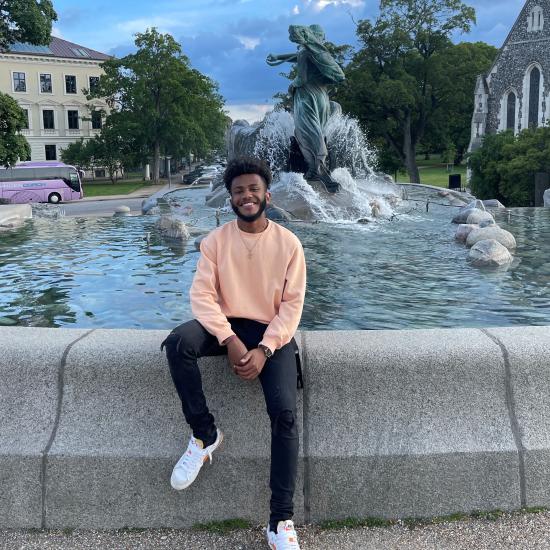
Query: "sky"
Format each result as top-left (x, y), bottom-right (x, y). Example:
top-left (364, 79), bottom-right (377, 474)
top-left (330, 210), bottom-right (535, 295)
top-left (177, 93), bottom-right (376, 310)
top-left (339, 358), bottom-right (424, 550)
top-left (50, 0), bottom-right (526, 122)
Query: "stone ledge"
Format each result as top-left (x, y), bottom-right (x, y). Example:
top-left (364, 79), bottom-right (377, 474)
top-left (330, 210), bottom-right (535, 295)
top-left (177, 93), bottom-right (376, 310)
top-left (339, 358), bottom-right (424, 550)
top-left (0, 326), bottom-right (547, 528)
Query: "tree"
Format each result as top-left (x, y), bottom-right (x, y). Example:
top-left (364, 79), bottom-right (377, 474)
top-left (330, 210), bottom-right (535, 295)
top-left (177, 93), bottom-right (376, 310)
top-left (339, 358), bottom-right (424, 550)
top-left (0, 93), bottom-right (30, 166)
top-left (88, 28), bottom-right (226, 183)
top-left (0, 0), bottom-right (57, 52)
top-left (61, 139), bottom-right (91, 169)
top-left (336, 0), bottom-right (475, 183)
top-left (421, 41), bottom-right (497, 163)
top-left (469, 127), bottom-right (550, 206)
top-left (0, 0), bottom-right (57, 167)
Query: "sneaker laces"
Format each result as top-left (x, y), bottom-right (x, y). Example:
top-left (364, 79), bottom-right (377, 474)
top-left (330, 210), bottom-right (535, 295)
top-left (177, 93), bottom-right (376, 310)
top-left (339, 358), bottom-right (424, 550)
top-left (275, 521), bottom-right (300, 550)
top-left (179, 438), bottom-right (212, 472)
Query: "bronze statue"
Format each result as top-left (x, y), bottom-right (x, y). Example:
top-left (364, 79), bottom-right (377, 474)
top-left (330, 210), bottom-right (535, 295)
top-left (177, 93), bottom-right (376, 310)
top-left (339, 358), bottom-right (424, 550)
top-left (267, 24), bottom-right (345, 192)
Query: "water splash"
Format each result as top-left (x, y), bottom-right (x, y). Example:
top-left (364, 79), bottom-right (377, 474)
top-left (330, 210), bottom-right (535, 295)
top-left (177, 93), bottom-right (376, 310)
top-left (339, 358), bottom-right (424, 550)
top-left (271, 168), bottom-right (399, 223)
top-left (252, 111), bottom-right (294, 172)
top-left (325, 114), bottom-right (377, 177)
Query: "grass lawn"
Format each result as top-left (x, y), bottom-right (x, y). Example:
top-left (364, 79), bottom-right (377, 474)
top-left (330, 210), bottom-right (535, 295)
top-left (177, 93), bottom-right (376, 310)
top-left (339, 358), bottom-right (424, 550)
top-left (395, 156), bottom-right (467, 188)
top-left (82, 180), bottom-right (152, 197)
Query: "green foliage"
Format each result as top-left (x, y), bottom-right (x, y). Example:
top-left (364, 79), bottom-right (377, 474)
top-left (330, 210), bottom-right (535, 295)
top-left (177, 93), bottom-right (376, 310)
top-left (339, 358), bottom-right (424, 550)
top-left (88, 28), bottom-right (226, 183)
top-left (335, 0), bottom-right (477, 182)
top-left (423, 41), bottom-right (497, 162)
top-left (0, 92), bottom-right (30, 166)
top-left (0, 1), bottom-right (57, 166)
top-left (61, 139), bottom-right (90, 168)
top-left (0, 0), bottom-right (57, 51)
top-left (469, 127), bottom-right (550, 206)
top-left (192, 518), bottom-right (253, 533)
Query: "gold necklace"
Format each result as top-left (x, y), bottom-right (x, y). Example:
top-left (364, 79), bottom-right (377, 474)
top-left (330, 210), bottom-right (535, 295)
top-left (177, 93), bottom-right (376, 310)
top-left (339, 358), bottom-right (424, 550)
top-left (236, 221), bottom-right (269, 259)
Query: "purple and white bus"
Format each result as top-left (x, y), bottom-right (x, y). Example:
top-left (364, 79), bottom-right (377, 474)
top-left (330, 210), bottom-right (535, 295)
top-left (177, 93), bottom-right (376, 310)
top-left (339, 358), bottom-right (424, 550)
top-left (0, 161), bottom-right (84, 204)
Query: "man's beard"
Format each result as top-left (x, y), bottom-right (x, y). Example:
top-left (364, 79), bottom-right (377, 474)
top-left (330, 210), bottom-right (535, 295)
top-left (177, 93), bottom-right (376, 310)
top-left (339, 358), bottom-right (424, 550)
top-left (231, 197), bottom-right (268, 222)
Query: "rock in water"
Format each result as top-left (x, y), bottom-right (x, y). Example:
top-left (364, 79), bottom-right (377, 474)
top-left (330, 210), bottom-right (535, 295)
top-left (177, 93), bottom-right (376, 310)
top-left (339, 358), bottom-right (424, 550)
top-left (468, 239), bottom-right (513, 267)
top-left (483, 199), bottom-right (506, 208)
top-left (466, 225), bottom-right (516, 250)
top-left (452, 207), bottom-right (476, 224)
top-left (156, 215), bottom-right (190, 241)
top-left (114, 205), bottom-right (131, 216)
top-left (466, 209), bottom-right (494, 225)
top-left (455, 224), bottom-right (478, 243)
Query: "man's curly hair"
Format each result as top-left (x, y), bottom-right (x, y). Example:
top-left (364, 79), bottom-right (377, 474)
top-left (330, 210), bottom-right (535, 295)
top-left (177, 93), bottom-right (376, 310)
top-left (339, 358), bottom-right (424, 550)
top-left (223, 157), bottom-right (272, 193)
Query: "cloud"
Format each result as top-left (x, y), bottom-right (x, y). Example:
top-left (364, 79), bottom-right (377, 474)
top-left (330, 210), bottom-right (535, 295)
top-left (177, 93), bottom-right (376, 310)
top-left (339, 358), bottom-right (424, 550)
top-left (226, 103), bottom-right (274, 124)
top-left (306, 0), bottom-right (365, 11)
top-left (51, 26), bottom-right (63, 38)
top-left (116, 15), bottom-right (191, 35)
top-left (234, 35), bottom-right (261, 50)
top-left (292, 5), bottom-right (300, 15)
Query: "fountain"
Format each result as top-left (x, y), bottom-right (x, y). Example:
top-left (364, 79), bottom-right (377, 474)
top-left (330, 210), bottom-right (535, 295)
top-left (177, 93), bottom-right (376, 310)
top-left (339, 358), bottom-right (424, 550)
top-left (205, 24), bottom-right (405, 224)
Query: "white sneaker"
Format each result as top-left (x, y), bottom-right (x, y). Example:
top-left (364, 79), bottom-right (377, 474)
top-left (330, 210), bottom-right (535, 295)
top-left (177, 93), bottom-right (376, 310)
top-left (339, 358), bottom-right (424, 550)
top-left (170, 429), bottom-right (223, 490)
top-left (266, 520), bottom-right (301, 550)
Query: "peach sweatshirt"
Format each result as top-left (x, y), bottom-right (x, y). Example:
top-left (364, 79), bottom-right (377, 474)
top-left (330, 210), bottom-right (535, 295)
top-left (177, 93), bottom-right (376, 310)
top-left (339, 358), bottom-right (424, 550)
top-left (190, 220), bottom-right (306, 352)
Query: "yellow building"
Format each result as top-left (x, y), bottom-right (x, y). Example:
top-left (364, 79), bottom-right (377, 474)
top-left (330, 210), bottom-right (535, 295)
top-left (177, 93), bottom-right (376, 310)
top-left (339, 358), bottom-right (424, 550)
top-left (0, 37), bottom-right (110, 162)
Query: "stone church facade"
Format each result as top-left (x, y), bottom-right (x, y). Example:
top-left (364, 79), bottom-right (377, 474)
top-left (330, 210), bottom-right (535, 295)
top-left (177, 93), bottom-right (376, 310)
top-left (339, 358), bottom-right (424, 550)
top-left (468, 0), bottom-right (550, 154)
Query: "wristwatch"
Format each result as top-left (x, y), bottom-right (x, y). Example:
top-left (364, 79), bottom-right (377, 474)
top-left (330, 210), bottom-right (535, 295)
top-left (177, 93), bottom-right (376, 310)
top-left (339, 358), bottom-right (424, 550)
top-left (258, 344), bottom-right (273, 359)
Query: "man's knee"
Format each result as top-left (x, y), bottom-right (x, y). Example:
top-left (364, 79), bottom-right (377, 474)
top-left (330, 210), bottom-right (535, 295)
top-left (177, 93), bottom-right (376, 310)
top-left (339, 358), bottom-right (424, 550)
top-left (161, 321), bottom-right (200, 357)
top-left (271, 409), bottom-right (298, 438)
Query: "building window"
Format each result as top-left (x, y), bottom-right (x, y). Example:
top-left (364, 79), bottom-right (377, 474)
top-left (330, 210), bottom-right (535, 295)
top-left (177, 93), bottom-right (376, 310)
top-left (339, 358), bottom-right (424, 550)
top-left (13, 72), bottom-right (26, 92)
top-left (528, 6), bottom-right (545, 31)
top-left (45, 145), bottom-right (57, 160)
top-left (91, 111), bottom-right (102, 129)
top-left (43, 109), bottom-right (55, 129)
top-left (21, 109), bottom-right (29, 129)
top-left (65, 75), bottom-right (77, 94)
top-left (68, 110), bottom-right (79, 130)
top-left (529, 67), bottom-right (541, 127)
top-left (506, 92), bottom-right (516, 130)
top-left (40, 73), bottom-right (52, 93)
top-left (89, 76), bottom-right (100, 93)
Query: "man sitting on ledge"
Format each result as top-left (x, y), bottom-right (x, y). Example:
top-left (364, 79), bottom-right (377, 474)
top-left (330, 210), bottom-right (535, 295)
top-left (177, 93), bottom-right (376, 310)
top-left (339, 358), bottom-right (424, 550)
top-left (162, 156), bottom-right (306, 550)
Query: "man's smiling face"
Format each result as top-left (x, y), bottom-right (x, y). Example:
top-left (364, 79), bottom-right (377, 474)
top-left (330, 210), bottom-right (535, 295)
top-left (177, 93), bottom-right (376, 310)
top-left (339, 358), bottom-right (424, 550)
top-left (229, 173), bottom-right (271, 222)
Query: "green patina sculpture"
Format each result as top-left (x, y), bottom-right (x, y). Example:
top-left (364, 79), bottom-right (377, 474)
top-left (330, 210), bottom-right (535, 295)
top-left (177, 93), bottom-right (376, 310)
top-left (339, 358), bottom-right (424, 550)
top-left (267, 24), bottom-right (345, 192)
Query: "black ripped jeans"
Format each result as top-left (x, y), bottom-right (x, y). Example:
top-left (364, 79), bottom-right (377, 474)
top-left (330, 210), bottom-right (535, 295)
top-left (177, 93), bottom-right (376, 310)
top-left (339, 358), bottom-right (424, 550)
top-left (162, 318), bottom-right (299, 526)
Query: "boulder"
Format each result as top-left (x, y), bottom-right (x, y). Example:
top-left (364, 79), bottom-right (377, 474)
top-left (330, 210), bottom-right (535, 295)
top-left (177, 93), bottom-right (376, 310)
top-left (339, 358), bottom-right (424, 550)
top-left (468, 239), bottom-right (513, 267)
top-left (483, 199), bottom-right (506, 208)
top-left (466, 209), bottom-right (494, 225)
top-left (455, 224), bottom-right (478, 243)
top-left (466, 208), bottom-right (495, 224)
top-left (114, 205), bottom-right (131, 217)
top-left (266, 204), bottom-right (293, 221)
top-left (155, 215), bottom-right (190, 241)
top-left (453, 205), bottom-right (484, 223)
top-left (479, 218), bottom-right (496, 228)
top-left (466, 225), bottom-right (516, 250)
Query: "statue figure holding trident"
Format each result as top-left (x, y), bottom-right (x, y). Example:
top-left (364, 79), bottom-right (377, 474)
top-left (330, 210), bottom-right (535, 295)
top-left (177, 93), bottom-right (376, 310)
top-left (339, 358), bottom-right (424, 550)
top-left (267, 24), bottom-right (345, 193)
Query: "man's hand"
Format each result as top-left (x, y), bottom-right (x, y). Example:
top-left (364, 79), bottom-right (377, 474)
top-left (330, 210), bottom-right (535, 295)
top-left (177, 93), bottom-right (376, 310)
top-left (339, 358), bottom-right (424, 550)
top-left (226, 337), bottom-right (248, 367)
top-left (234, 348), bottom-right (267, 381)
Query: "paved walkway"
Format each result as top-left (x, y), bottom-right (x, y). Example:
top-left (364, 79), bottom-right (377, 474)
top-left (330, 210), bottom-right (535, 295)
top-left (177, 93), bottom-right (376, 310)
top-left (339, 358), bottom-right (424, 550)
top-left (80, 181), bottom-right (190, 202)
top-left (2, 511), bottom-right (550, 549)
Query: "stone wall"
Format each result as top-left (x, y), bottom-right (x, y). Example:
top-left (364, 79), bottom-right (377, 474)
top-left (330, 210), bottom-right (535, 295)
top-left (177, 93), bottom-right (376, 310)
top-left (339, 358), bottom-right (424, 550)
top-left (3, 326), bottom-right (550, 528)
